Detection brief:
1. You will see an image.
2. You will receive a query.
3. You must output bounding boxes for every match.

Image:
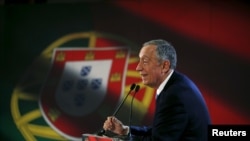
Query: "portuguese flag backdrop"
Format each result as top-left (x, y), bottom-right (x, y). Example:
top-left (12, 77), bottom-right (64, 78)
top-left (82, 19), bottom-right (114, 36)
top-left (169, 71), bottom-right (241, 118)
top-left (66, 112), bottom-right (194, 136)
top-left (1, 0), bottom-right (250, 140)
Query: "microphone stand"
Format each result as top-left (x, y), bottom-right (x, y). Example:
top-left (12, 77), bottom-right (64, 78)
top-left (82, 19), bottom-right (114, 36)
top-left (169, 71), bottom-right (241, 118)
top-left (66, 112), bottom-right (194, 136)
top-left (112, 83), bottom-right (136, 116)
top-left (110, 84), bottom-right (140, 141)
top-left (128, 85), bottom-right (140, 138)
top-left (96, 83), bottom-right (136, 136)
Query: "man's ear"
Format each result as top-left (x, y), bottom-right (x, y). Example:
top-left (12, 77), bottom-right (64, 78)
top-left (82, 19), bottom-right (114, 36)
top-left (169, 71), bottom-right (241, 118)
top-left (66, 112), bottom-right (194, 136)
top-left (162, 60), bottom-right (170, 73)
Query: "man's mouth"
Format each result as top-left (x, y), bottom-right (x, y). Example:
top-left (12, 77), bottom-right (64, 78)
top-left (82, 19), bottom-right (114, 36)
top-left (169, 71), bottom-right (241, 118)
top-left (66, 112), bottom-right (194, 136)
top-left (140, 74), bottom-right (147, 79)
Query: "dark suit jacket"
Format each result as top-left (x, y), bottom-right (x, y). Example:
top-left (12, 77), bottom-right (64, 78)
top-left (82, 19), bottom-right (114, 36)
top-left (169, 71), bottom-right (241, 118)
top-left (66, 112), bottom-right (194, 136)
top-left (130, 71), bottom-right (211, 141)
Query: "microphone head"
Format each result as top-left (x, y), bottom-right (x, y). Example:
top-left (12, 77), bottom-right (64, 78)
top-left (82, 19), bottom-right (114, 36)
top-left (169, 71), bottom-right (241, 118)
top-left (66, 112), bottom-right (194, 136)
top-left (130, 83), bottom-right (136, 90)
top-left (135, 85), bottom-right (140, 92)
top-left (96, 129), bottom-right (105, 136)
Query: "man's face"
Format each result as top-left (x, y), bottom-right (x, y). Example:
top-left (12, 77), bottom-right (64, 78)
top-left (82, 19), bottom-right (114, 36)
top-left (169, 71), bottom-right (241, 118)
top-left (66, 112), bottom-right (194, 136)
top-left (136, 45), bottom-right (168, 88)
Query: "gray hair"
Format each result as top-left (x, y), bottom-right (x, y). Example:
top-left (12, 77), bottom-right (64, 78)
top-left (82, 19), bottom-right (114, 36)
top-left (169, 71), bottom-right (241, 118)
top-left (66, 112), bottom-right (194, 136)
top-left (143, 39), bottom-right (177, 69)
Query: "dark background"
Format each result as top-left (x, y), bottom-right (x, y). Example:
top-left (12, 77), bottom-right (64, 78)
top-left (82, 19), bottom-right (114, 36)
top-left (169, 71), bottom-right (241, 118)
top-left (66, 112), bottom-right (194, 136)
top-left (1, 0), bottom-right (250, 140)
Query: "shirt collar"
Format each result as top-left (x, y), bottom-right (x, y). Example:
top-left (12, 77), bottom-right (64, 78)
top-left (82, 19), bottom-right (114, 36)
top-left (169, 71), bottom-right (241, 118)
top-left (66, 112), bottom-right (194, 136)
top-left (156, 69), bottom-right (174, 97)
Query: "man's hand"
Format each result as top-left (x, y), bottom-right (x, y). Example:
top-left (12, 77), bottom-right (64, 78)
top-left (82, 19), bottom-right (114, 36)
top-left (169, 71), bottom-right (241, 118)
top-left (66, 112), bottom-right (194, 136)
top-left (103, 116), bottom-right (129, 135)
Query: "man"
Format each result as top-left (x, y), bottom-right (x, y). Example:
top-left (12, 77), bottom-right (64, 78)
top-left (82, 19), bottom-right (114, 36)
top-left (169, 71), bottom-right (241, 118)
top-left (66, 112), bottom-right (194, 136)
top-left (102, 39), bottom-right (211, 141)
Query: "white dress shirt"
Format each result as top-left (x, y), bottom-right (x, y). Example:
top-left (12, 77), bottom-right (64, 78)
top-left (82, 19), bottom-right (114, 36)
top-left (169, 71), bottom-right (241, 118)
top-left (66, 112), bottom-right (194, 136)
top-left (156, 69), bottom-right (174, 99)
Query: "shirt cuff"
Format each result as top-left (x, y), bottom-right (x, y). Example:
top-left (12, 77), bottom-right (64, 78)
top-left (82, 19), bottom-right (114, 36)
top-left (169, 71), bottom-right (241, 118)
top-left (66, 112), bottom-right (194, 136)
top-left (122, 125), bottom-right (130, 135)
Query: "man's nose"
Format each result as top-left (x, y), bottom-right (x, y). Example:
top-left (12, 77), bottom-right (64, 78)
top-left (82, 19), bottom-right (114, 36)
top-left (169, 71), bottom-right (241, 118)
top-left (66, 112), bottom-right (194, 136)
top-left (136, 62), bottom-right (142, 71)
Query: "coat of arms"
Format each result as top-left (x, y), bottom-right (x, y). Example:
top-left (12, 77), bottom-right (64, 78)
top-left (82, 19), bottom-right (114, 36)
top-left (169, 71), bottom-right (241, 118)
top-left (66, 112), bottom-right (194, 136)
top-left (39, 47), bottom-right (130, 140)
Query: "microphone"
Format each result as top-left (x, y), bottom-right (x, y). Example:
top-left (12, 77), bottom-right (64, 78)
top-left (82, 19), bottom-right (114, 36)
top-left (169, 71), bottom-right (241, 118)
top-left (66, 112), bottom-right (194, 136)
top-left (96, 83), bottom-right (136, 136)
top-left (112, 83), bottom-right (136, 116)
top-left (128, 85), bottom-right (140, 136)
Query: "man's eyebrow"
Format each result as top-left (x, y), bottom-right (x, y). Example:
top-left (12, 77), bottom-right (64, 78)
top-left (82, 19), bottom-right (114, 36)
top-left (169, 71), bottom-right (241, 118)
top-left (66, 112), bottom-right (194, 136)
top-left (140, 55), bottom-right (150, 59)
top-left (140, 56), bottom-right (150, 61)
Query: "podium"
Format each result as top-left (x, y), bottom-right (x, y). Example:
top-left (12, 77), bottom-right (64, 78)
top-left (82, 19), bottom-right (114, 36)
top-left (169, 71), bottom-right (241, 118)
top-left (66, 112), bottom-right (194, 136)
top-left (82, 134), bottom-right (130, 141)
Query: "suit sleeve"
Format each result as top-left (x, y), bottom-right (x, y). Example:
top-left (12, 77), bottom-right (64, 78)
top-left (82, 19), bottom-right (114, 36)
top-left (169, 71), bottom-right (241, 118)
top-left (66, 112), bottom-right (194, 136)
top-left (130, 125), bottom-right (152, 136)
